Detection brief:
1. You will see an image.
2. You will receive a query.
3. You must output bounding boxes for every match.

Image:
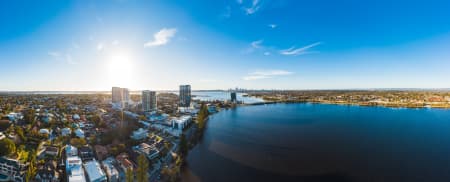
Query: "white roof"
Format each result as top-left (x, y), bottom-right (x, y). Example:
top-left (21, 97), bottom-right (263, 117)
top-left (84, 160), bottom-right (106, 182)
top-left (73, 114), bottom-right (81, 119)
top-left (39, 129), bottom-right (50, 134)
top-left (75, 129), bottom-right (84, 135)
top-left (173, 115), bottom-right (192, 124)
top-left (66, 156), bottom-right (86, 182)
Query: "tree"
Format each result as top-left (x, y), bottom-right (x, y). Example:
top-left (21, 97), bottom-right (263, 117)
top-left (162, 155), bottom-right (182, 182)
top-left (91, 114), bottom-right (103, 128)
top-left (0, 138), bottom-right (16, 156)
top-left (23, 109), bottom-right (36, 124)
top-left (25, 150), bottom-right (37, 182)
top-left (136, 154), bottom-right (149, 182)
top-left (126, 167), bottom-right (134, 182)
top-left (139, 115), bottom-right (147, 121)
top-left (179, 134), bottom-right (188, 157)
top-left (70, 138), bottom-right (86, 148)
top-left (197, 103), bottom-right (209, 131)
top-left (0, 120), bottom-right (11, 131)
top-left (117, 143), bottom-right (126, 152)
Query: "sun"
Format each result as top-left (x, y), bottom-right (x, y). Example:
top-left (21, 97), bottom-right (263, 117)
top-left (107, 52), bottom-right (134, 88)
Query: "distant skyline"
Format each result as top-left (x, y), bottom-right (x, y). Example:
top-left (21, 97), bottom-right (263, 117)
top-left (1, 0), bottom-right (450, 91)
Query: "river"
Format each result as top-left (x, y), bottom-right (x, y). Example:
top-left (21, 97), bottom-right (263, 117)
top-left (182, 103), bottom-right (450, 182)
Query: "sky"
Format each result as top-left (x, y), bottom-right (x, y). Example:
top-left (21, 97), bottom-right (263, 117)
top-left (1, 0), bottom-right (450, 91)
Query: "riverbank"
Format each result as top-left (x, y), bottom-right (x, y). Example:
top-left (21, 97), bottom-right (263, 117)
top-left (245, 100), bottom-right (450, 109)
top-left (247, 90), bottom-right (450, 109)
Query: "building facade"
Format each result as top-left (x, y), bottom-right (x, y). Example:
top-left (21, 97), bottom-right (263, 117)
top-left (101, 158), bottom-right (119, 182)
top-left (35, 160), bottom-right (59, 182)
top-left (111, 87), bottom-right (122, 104)
top-left (231, 92), bottom-right (237, 103)
top-left (0, 156), bottom-right (27, 182)
top-left (171, 115), bottom-right (192, 130)
top-left (142, 90), bottom-right (157, 112)
top-left (179, 85), bottom-right (191, 107)
top-left (65, 156), bottom-right (86, 182)
top-left (122, 88), bottom-right (129, 107)
top-left (111, 87), bottom-right (130, 108)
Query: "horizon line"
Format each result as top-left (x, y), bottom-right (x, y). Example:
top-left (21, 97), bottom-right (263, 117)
top-left (1, 88), bottom-right (450, 93)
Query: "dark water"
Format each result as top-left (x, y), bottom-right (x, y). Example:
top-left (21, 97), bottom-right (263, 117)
top-left (182, 103), bottom-right (450, 182)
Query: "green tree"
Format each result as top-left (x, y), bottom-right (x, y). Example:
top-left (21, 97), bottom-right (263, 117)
top-left (179, 134), bottom-right (188, 157)
top-left (0, 138), bottom-right (16, 156)
top-left (23, 109), bottom-right (36, 124)
top-left (126, 167), bottom-right (134, 182)
top-left (139, 115), bottom-right (146, 121)
top-left (91, 114), bottom-right (102, 127)
top-left (136, 154), bottom-right (149, 182)
top-left (70, 138), bottom-right (86, 148)
top-left (0, 120), bottom-right (11, 131)
top-left (197, 103), bottom-right (209, 131)
top-left (25, 150), bottom-right (37, 182)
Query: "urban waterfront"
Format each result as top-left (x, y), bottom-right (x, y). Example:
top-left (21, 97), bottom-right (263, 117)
top-left (183, 103), bottom-right (450, 182)
top-left (191, 91), bottom-right (264, 104)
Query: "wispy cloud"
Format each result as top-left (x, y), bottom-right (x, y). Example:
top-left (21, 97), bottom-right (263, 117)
top-left (244, 0), bottom-right (261, 15)
top-left (251, 39), bottom-right (263, 49)
top-left (144, 28), bottom-right (177, 47)
top-left (244, 39), bottom-right (264, 54)
top-left (243, 70), bottom-right (293, 80)
top-left (48, 51), bottom-right (76, 64)
top-left (48, 51), bottom-right (61, 57)
top-left (279, 42), bottom-right (321, 56)
top-left (264, 52), bottom-right (271, 56)
top-left (268, 24), bottom-right (277, 29)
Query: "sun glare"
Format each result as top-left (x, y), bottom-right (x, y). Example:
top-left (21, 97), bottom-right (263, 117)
top-left (107, 52), bottom-right (134, 88)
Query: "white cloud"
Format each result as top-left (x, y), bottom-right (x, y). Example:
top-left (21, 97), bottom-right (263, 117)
top-left (279, 42), bottom-right (321, 56)
top-left (144, 28), bottom-right (177, 47)
top-left (48, 51), bottom-right (61, 57)
top-left (244, 39), bottom-right (264, 54)
top-left (251, 39), bottom-right (263, 48)
top-left (97, 42), bottom-right (104, 51)
top-left (243, 70), bottom-right (293, 80)
top-left (244, 0), bottom-right (261, 15)
top-left (268, 24), bottom-right (277, 29)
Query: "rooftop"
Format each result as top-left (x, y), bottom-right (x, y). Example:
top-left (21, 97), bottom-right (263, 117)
top-left (83, 160), bottom-right (107, 182)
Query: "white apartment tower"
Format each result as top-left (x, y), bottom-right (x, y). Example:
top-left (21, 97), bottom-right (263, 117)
top-left (142, 90), bottom-right (157, 112)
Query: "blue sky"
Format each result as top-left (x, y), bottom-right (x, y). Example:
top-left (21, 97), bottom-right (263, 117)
top-left (1, 0), bottom-right (450, 91)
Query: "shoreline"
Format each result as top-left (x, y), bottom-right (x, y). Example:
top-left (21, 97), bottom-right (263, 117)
top-left (244, 100), bottom-right (450, 109)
